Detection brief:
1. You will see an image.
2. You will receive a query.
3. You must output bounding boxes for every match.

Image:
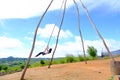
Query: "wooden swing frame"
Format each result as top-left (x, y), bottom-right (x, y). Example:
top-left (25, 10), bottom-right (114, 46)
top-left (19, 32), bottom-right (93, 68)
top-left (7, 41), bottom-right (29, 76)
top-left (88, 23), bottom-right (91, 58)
top-left (20, 0), bottom-right (117, 80)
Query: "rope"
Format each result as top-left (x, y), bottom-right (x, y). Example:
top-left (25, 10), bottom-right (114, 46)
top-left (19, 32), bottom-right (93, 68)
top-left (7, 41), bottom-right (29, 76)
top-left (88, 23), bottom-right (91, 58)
top-left (79, 0), bottom-right (115, 61)
top-left (73, 0), bottom-right (87, 64)
top-left (20, 0), bottom-right (54, 80)
top-left (48, 0), bottom-right (67, 68)
top-left (47, 0), bottom-right (65, 46)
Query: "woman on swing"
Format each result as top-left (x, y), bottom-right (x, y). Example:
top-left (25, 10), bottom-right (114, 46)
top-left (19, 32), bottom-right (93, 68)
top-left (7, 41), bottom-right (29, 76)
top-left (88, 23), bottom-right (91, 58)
top-left (35, 45), bottom-right (52, 57)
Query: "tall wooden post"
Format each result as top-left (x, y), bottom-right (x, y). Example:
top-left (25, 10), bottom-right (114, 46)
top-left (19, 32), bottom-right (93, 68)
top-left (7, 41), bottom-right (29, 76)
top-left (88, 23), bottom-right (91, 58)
top-left (20, 0), bottom-right (54, 79)
top-left (48, 0), bottom-right (67, 68)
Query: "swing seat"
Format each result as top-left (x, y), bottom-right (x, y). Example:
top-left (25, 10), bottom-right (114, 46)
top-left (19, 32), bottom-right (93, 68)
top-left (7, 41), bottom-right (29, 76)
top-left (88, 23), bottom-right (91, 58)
top-left (110, 61), bottom-right (120, 75)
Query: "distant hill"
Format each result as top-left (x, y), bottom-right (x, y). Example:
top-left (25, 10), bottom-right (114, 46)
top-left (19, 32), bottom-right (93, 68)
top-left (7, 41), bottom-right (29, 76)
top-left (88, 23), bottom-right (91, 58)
top-left (0, 56), bottom-right (63, 65)
top-left (102, 49), bottom-right (120, 56)
top-left (111, 50), bottom-right (120, 55)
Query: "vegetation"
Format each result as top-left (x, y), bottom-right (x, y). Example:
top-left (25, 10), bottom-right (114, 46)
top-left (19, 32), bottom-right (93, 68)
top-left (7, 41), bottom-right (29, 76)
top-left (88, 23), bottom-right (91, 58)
top-left (108, 75), bottom-right (114, 80)
top-left (0, 57), bottom-right (42, 76)
top-left (78, 55), bottom-right (84, 61)
top-left (0, 49), bottom-right (119, 76)
top-left (65, 54), bottom-right (76, 63)
top-left (40, 60), bottom-right (45, 66)
top-left (87, 46), bottom-right (97, 59)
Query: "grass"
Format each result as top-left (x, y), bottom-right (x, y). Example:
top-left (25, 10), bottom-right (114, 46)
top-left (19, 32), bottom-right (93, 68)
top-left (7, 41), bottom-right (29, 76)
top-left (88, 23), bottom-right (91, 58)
top-left (108, 75), bottom-right (114, 80)
top-left (65, 54), bottom-right (76, 63)
top-left (0, 54), bottom-right (115, 76)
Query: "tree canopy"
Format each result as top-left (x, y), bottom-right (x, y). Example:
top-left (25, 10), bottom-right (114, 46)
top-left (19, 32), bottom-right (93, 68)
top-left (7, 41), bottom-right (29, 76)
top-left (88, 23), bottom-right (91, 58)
top-left (87, 46), bottom-right (97, 59)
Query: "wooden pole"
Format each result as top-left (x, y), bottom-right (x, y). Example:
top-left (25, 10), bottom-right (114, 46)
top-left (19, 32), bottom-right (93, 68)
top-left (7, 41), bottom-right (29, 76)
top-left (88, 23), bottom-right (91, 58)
top-left (73, 0), bottom-right (87, 64)
top-left (48, 0), bottom-right (67, 68)
top-left (79, 0), bottom-right (115, 61)
top-left (20, 0), bottom-right (53, 80)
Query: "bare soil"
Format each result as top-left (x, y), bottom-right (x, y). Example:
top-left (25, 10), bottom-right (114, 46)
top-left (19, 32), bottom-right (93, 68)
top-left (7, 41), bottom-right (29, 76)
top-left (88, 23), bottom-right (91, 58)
top-left (0, 57), bottom-right (120, 80)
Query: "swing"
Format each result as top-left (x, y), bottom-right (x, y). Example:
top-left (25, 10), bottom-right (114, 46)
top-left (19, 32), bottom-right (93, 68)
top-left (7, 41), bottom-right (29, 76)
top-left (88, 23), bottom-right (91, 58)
top-left (20, 0), bottom-right (54, 80)
top-left (79, 0), bottom-right (120, 78)
top-left (21, 0), bottom-right (119, 80)
top-left (35, 23), bottom-right (55, 57)
top-left (35, 0), bottom-right (64, 58)
top-left (34, 24), bottom-right (54, 57)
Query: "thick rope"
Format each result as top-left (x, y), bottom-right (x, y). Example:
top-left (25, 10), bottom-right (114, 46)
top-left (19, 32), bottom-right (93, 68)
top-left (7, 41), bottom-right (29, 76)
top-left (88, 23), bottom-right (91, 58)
top-left (20, 0), bottom-right (54, 80)
top-left (47, 0), bottom-right (65, 46)
top-left (79, 0), bottom-right (115, 61)
top-left (48, 0), bottom-right (67, 68)
top-left (73, 0), bottom-right (87, 64)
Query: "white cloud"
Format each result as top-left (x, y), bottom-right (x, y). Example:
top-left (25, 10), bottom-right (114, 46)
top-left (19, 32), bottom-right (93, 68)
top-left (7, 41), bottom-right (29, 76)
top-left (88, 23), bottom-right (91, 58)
top-left (23, 38), bottom-right (120, 58)
top-left (0, 0), bottom-right (74, 19)
top-left (0, 35), bottom-right (120, 58)
top-left (0, 20), bottom-right (5, 27)
top-left (0, 36), bottom-right (23, 49)
top-left (50, 37), bottom-right (120, 58)
top-left (38, 24), bottom-right (73, 39)
top-left (79, 0), bottom-right (120, 12)
top-left (0, 47), bottom-right (29, 58)
top-left (0, 36), bottom-right (29, 58)
top-left (103, 39), bottom-right (120, 51)
top-left (24, 36), bottom-right (33, 41)
top-left (0, 0), bottom-right (50, 19)
top-left (0, 0), bottom-right (119, 19)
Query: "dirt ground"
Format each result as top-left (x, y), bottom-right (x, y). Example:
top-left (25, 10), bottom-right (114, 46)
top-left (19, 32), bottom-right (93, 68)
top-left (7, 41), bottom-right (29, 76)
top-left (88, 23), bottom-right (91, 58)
top-left (0, 57), bottom-right (120, 80)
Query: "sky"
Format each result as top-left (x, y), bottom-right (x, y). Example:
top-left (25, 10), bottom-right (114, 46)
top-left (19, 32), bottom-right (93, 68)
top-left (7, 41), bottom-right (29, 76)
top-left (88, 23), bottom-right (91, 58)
top-left (0, 0), bottom-right (120, 58)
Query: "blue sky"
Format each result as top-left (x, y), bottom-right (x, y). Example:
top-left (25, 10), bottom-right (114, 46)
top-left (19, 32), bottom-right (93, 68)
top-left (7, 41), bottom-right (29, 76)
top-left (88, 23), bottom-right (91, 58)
top-left (0, 0), bottom-right (120, 58)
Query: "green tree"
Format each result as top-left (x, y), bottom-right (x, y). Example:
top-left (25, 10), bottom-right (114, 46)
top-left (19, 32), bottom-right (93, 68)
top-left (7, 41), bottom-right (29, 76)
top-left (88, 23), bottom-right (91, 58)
top-left (87, 46), bottom-right (97, 60)
top-left (20, 65), bottom-right (25, 69)
top-left (40, 60), bottom-right (45, 66)
top-left (2, 65), bottom-right (8, 71)
top-left (0, 65), bottom-right (2, 71)
top-left (66, 54), bottom-right (75, 63)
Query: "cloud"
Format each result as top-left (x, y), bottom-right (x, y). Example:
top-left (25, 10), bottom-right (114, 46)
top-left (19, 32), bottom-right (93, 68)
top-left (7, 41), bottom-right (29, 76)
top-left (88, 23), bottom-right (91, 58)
top-left (0, 36), bottom-right (29, 58)
top-left (33, 35), bottom-right (120, 58)
top-left (0, 47), bottom-right (29, 58)
top-left (0, 35), bottom-right (120, 58)
top-left (38, 24), bottom-right (73, 39)
top-left (0, 20), bottom-right (5, 27)
top-left (0, 36), bottom-right (23, 49)
top-left (0, 0), bottom-right (50, 19)
top-left (79, 0), bottom-right (120, 11)
top-left (24, 36), bottom-right (33, 41)
top-left (0, 0), bottom-right (119, 19)
top-left (108, 0), bottom-right (120, 12)
top-left (0, 0), bottom-right (74, 19)
top-left (50, 37), bottom-right (120, 58)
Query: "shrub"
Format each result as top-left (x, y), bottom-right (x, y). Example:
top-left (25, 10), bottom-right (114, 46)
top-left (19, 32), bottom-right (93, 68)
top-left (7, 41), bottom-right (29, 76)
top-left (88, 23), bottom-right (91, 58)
top-left (0, 65), bottom-right (2, 71)
top-left (40, 60), bottom-right (45, 66)
top-left (78, 55), bottom-right (84, 61)
top-left (2, 65), bottom-right (8, 71)
top-left (52, 60), bottom-right (58, 64)
top-left (0, 70), bottom-right (6, 73)
top-left (65, 54), bottom-right (75, 63)
top-left (20, 65), bottom-right (25, 69)
top-left (87, 46), bottom-right (97, 60)
top-left (59, 58), bottom-right (66, 64)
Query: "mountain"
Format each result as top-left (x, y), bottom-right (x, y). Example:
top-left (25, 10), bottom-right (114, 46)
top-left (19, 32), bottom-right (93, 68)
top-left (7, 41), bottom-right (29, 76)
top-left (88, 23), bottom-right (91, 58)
top-left (111, 50), bottom-right (120, 55)
top-left (101, 49), bottom-right (120, 56)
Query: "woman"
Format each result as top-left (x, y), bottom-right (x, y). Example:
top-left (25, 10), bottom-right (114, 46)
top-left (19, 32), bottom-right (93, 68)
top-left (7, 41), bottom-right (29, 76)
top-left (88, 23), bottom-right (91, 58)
top-left (35, 46), bottom-right (52, 57)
